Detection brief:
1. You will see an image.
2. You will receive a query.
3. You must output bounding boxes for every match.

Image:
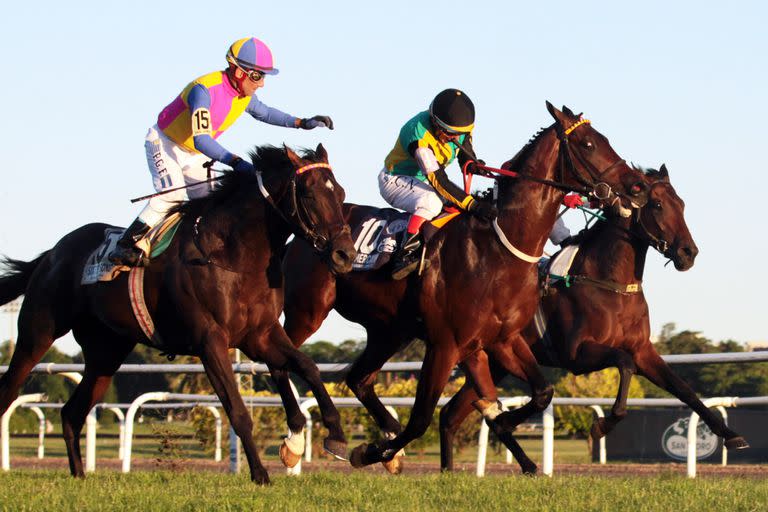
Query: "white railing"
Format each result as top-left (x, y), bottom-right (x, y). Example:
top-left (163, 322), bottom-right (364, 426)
top-left (2, 353), bottom-right (766, 477)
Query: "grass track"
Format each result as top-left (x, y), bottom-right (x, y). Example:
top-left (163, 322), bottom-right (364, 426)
top-left (1, 470), bottom-right (766, 512)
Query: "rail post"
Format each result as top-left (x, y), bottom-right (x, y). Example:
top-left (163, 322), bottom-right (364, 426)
top-left (1, 393), bottom-right (44, 470)
top-left (589, 405), bottom-right (606, 464)
top-left (123, 392), bottom-right (170, 473)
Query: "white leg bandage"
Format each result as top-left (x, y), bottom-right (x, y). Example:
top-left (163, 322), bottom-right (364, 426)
top-left (473, 399), bottom-right (504, 421)
top-left (284, 428), bottom-right (305, 455)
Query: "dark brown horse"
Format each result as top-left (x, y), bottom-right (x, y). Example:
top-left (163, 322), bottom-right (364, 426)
top-left (280, 103), bottom-right (650, 470)
top-left (438, 165), bottom-right (748, 474)
top-left (0, 144), bottom-right (356, 484)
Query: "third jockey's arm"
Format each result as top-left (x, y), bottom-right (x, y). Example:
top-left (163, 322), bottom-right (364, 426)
top-left (187, 84), bottom-right (243, 168)
top-left (412, 145), bottom-right (475, 211)
top-left (456, 133), bottom-right (478, 168)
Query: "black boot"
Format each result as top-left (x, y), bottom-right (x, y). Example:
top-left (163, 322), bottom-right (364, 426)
top-left (391, 231), bottom-right (424, 280)
top-left (108, 219), bottom-right (151, 267)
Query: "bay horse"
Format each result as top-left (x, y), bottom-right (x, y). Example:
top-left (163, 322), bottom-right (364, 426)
top-left (438, 165), bottom-right (748, 474)
top-left (280, 103), bottom-right (650, 470)
top-left (0, 144), bottom-right (356, 484)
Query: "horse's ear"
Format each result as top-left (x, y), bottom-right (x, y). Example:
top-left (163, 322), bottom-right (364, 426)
top-left (283, 144), bottom-right (303, 168)
top-left (563, 105), bottom-right (575, 117)
top-left (659, 163), bottom-right (670, 181)
top-left (315, 143), bottom-right (328, 163)
top-left (546, 101), bottom-right (566, 126)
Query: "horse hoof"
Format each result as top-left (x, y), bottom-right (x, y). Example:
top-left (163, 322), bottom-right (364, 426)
top-left (252, 471), bottom-right (271, 486)
top-left (323, 438), bottom-right (348, 461)
top-left (521, 463), bottom-right (538, 476)
top-left (350, 443), bottom-right (378, 468)
top-left (590, 417), bottom-right (607, 440)
top-left (279, 442), bottom-right (302, 468)
top-left (724, 436), bottom-right (749, 450)
top-left (382, 455), bottom-right (403, 475)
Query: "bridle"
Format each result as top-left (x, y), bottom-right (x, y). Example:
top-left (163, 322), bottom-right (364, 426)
top-left (630, 181), bottom-right (671, 256)
top-left (189, 160), bottom-right (349, 270)
top-left (256, 162), bottom-right (350, 254)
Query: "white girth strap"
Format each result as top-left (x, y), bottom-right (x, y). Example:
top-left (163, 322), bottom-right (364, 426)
top-left (128, 267), bottom-right (165, 349)
top-left (492, 219), bottom-right (543, 263)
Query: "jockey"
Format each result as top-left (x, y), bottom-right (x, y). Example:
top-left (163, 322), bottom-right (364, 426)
top-left (379, 89), bottom-right (497, 279)
top-left (109, 37), bottom-right (334, 267)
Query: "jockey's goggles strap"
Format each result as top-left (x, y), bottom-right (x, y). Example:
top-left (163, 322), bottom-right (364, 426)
top-left (492, 218), bottom-right (543, 263)
top-left (295, 163), bottom-right (333, 175)
top-left (564, 118), bottom-right (591, 135)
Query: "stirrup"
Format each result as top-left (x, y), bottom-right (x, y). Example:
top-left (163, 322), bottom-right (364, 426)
top-left (108, 245), bottom-right (147, 268)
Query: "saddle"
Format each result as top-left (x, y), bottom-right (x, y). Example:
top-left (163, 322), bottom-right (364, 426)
top-left (351, 207), bottom-right (461, 271)
top-left (81, 213), bottom-right (183, 285)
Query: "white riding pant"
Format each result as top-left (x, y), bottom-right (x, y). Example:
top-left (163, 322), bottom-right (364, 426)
top-left (138, 125), bottom-right (212, 227)
top-left (378, 169), bottom-right (444, 220)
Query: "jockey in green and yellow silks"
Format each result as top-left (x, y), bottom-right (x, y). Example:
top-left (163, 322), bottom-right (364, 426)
top-left (378, 89), bottom-right (497, 279)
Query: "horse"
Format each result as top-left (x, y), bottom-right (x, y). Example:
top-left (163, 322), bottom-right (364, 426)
top-left (437, 164), bottom-right (748, 474)
top-left (0, 144), bottom-right (356, 484)
top-left (279, 103), bottom-right (650, 471)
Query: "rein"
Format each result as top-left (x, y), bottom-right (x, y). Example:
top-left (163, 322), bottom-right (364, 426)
top-left (189, 161), bottom-right (344, 271)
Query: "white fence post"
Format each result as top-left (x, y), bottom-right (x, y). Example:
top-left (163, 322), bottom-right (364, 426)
top-left (1, 393), bottom-right (44, 470)
top-left (123, 392), bottom-right (170, 473)
top-left (687, 397), bottom-right (734, 478)
top-left (106, 407), bottom-right (126, 460)
top-left (205, 406), bottom-right (222, 462)
top-left (542, 403), bottom-right (554, 477)
top-left (28, 406), bottom-right (46, 459)
top-left (589, 405), bottom-right (606, 464)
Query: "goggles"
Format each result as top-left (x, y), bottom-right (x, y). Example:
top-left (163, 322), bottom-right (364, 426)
top-left (234, 62), bottom-right (265, 83)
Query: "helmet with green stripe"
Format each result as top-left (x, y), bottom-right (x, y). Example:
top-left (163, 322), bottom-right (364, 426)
top-left (429, 89), bottom-right (475, 134)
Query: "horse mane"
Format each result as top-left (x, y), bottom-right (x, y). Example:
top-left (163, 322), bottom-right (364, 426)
top-left (170, 145), bottom-right (323, 218)
top-left (503, 125), bottom-right (553, 172)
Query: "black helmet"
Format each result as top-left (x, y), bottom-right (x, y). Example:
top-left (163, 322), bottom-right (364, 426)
top-left (429, 89), bottom-right (475, 134)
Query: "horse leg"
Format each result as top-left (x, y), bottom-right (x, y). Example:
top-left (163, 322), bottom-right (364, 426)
top-left (489, 337), bottom-right (554, 432)
top-left (564, 341), bottom-right (637, 440)
top-left (61, 324), bottom-right (135, 478)
top-left (634, 347), bottom-right (748, 449)
top-left (282, 247), bottom-right (335, 349)
top-left (200, 339), bottom-right (269, 484)
top-left (350, 344), bottom-right (457, 468)
top-left (267, 363), bottom-right (310, 468)
top-left (343, 327), bottom-right (409, 473)
top-left (0, 303), bottom-right (58, 414)
top-left (440, 358), bottom-right (537, 474)
top-left (249, 325), bottom-right (347, 462)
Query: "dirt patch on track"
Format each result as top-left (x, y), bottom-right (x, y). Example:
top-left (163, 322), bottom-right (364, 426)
top-left (8, 456), bottom-right (767, 478)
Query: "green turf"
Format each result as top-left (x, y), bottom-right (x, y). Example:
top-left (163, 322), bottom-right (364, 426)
top-left (0, 470), bottom-right (765, 512)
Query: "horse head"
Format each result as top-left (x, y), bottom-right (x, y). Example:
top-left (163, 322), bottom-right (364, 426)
top-left (546, 102), bottom-right (649, 217)
top-left (635, 164), bottom-right (698, 270)
top-left (280, 144), bottom-right (356, 274)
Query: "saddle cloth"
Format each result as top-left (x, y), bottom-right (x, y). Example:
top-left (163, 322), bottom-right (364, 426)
top-left (351, 208), bottom-right (461, 271)
top-left (81, 213), bottom-right (182, 285)
top-left (534, 244), bottom-right (580, 364)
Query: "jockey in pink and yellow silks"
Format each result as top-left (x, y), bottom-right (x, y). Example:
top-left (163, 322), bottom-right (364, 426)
top-left (109, 37), bottom-right (334, 267)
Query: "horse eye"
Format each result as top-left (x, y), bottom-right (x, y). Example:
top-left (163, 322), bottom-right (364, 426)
top-left (653, 200), bottom-right (663, 210)
top-left (583, 140), bottom-right (594, 150)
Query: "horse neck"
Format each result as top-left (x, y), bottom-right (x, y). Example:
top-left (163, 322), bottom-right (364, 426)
top-left (496, 129), bottom-right (566, 257)
top-left (208, 178), bottom-right (295, 260)
top-left (577, 218), bottom-right (650, 282)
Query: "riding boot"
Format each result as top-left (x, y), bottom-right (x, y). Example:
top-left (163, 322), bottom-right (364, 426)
top-left (391, 231), bottom-right (424, 280)
top-left (108, 219), bottom-right (151, 267)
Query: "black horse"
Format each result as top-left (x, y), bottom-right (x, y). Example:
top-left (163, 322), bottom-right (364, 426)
top-left (439, 165), bottom-right (748, 474)
top-left (0, 144), bottom-right (356, 484)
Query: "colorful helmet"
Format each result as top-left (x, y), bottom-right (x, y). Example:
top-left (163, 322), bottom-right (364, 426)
top-left (226, 37), bottom-right (279, 75)
top-left (429, 89), bottom-right (475, 134)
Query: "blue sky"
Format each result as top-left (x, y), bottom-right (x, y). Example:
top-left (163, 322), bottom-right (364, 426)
top-left (1, 1), bottom-right (766, 355)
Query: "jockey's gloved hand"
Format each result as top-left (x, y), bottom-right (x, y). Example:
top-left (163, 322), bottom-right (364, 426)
top-left (300, 116), bottom-right (334, 130)
top-left (469, 199), bottom-right (498, 222)
top-left (563, 193), bottom-right (585, 209)
top-left (230, 156), bottom-right (254, 174)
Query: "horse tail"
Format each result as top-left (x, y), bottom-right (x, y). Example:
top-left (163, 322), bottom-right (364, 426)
top-left (0, 252), bottom-right (49, 306)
